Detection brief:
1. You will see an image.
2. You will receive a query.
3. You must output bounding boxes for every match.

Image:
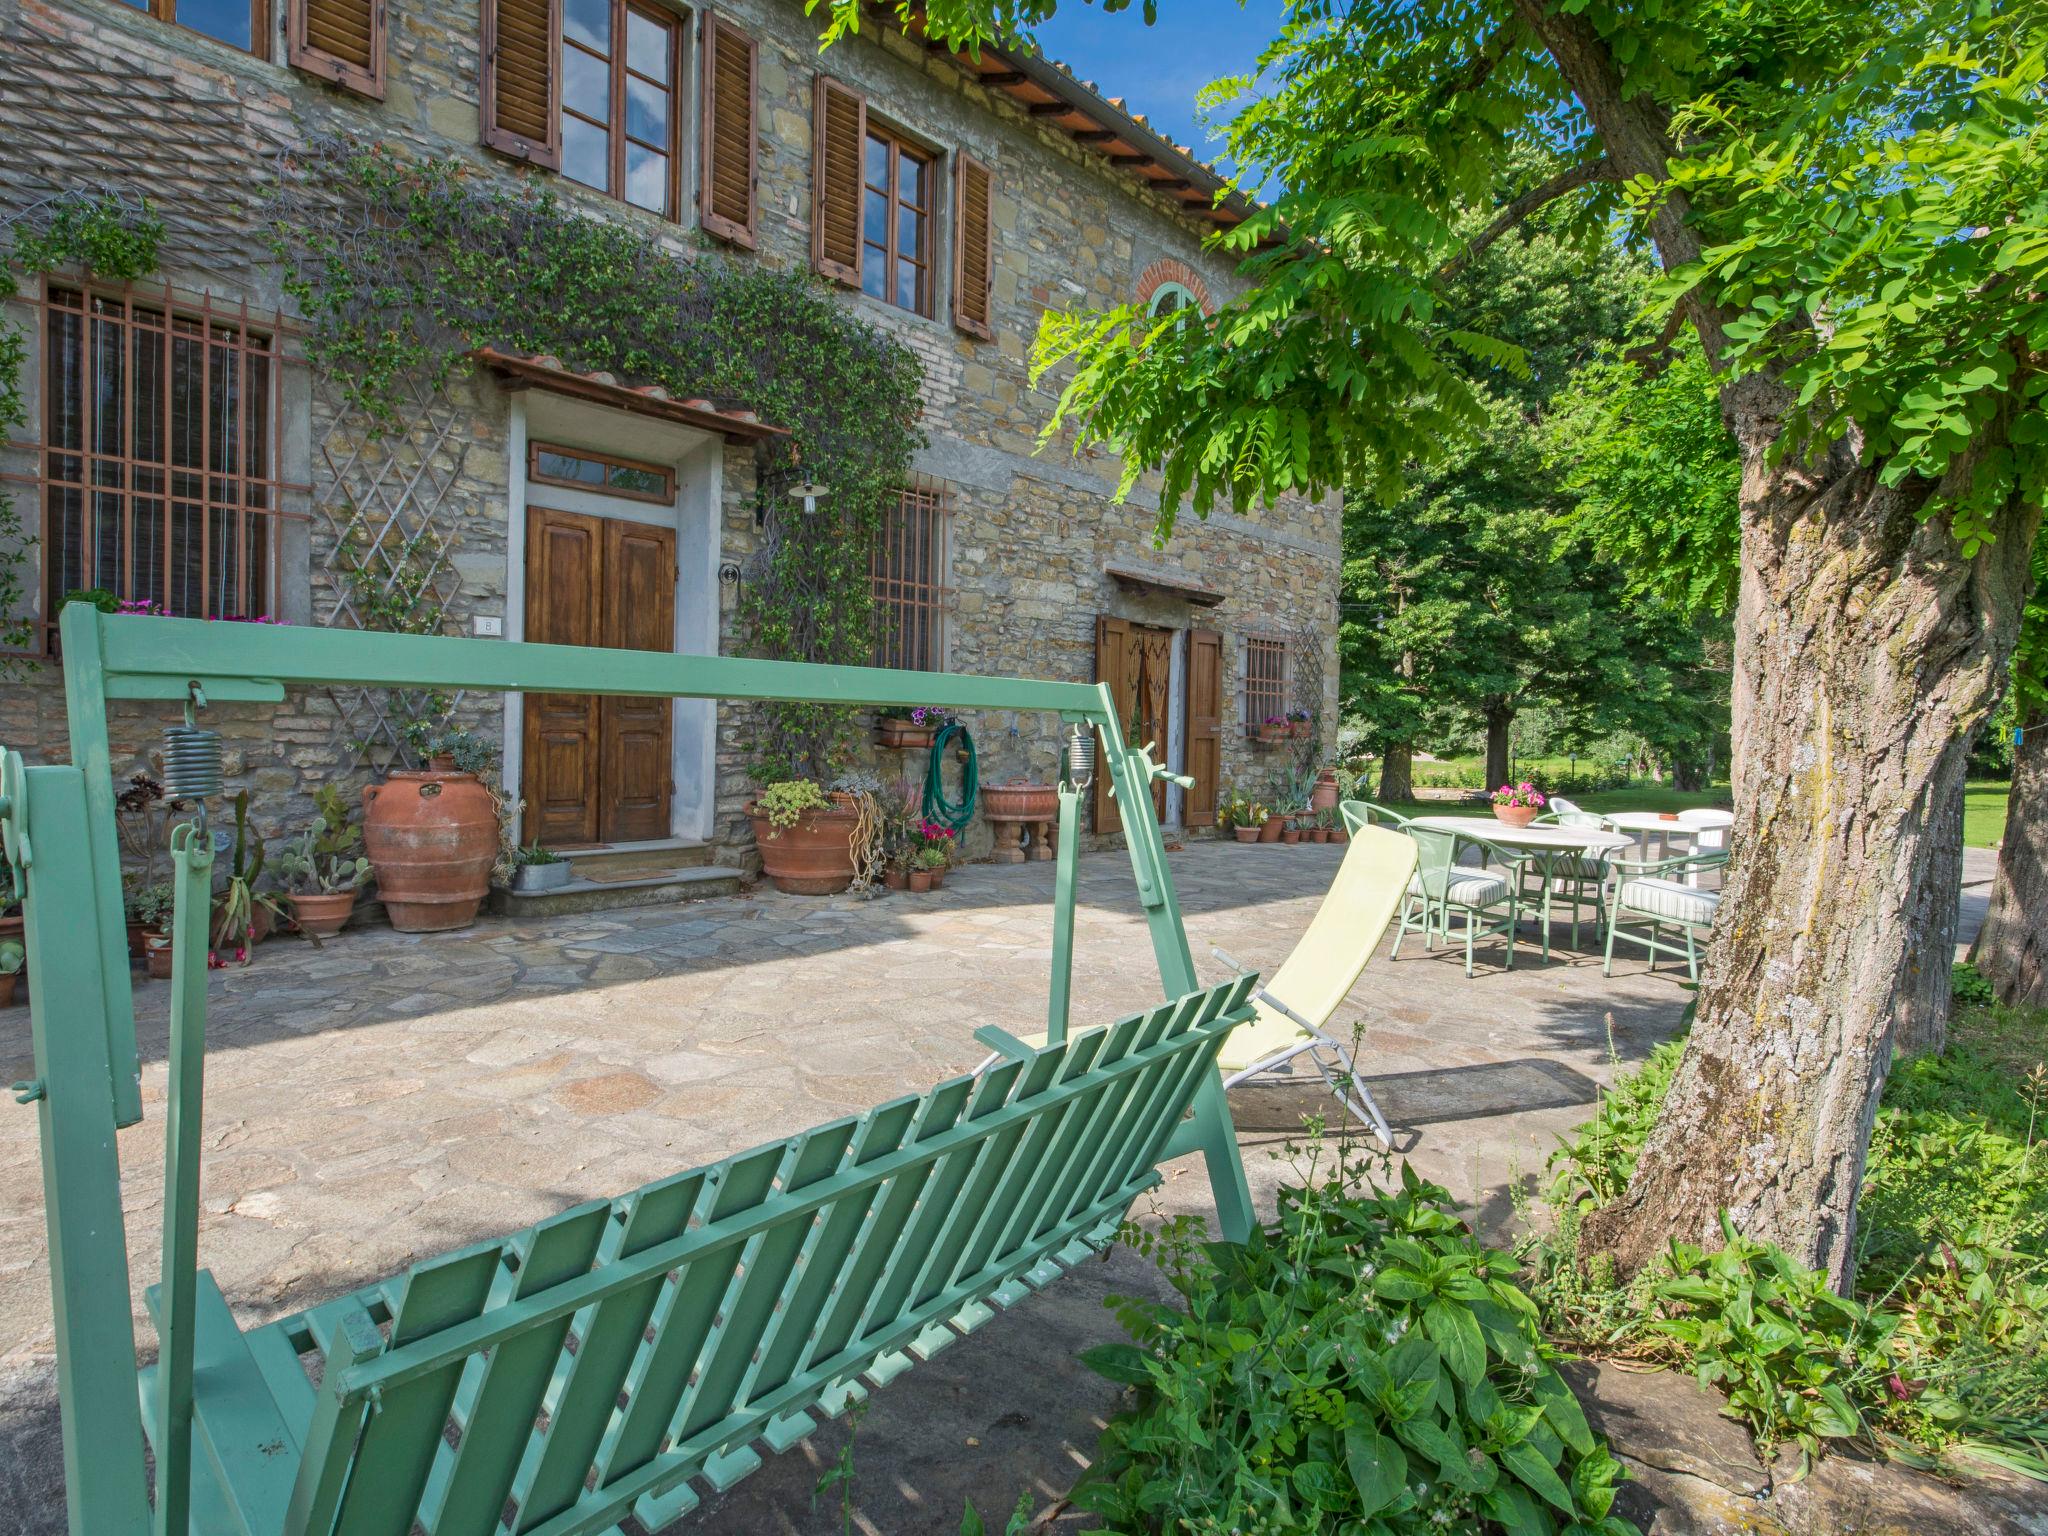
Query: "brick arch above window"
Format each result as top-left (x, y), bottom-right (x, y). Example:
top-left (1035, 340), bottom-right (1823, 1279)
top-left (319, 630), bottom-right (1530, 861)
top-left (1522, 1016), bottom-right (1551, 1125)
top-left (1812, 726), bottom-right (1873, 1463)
top-left (1135, 258), bottom-right (1213, 316)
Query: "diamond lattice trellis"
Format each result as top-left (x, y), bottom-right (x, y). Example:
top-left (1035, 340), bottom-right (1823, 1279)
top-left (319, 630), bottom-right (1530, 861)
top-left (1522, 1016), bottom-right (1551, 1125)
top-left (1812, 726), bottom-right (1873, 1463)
top-left (313, 371), bottom-right (470, 771)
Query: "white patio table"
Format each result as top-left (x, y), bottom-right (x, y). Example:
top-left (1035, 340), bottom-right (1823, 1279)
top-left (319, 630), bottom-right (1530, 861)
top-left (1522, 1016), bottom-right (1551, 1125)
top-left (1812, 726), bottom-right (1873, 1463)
top-left (1407, 816), bottom-right (1634, 960)
top-left (1602, 811), bottom-right (1694, 864)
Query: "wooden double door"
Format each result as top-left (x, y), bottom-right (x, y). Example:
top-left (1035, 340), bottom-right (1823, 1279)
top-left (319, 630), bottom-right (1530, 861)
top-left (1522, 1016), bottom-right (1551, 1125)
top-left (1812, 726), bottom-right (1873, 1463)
top-left (1094, 616), bottom-right (1222, 834)
top-left (523, 507), bottom-right (677, 846)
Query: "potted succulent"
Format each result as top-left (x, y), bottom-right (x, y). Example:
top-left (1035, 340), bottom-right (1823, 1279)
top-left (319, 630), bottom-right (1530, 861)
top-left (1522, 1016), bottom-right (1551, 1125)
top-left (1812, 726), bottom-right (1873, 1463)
top-left (275, 786), bottom-right (373, 940)
top-left (748, 780), bottom-right (860, 894)
top-left (1281, 810), bottom-right (1303, 845)
top-left (128, 883), bottom-right (177, 978)
top-left (364, 729), bottom-right (501, 931)
top-left (512, 842), bottom-right (572, 892)
top-left (0, 939), bottom-right (22, 1008)
top-left (1491, 782), bottom-right (1547, 829)
top-left (913, 843), bottom-right (949, 891)
top-left (211, 790), bottom-right (284, 964)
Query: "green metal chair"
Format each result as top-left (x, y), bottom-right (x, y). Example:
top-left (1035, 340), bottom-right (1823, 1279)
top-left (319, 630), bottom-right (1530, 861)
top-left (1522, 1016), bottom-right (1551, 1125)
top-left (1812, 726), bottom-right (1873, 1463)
top-left (1602, 848), bottom-right (1728, 980)
top-left (1340, 800), bottom-right (1430, 956)
top-left (1403, 822), bottom-right (1526, 977)
top-left (1525, 807), bottom-right (1614, 952)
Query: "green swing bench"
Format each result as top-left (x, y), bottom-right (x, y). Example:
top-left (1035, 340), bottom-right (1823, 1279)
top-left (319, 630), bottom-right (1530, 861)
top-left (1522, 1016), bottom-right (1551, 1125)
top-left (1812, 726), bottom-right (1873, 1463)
top-left (10, 605), bottom-right (1264, 1536)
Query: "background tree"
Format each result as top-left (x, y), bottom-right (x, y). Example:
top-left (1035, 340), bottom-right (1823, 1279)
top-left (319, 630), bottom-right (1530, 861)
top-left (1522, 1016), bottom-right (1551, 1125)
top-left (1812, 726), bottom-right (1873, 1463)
top-left (1971, 531), bottom-right (2048, 1007)
top-left (871, 0), bottom-right (2047, 1286)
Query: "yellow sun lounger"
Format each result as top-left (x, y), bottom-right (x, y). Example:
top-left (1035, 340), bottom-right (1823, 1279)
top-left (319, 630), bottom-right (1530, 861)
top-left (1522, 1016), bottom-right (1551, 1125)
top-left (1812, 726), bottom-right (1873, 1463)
top-left (979, 820), bottom-right (1416, 1147)
top-left (1210, 821), bottom-right (1415, 1147)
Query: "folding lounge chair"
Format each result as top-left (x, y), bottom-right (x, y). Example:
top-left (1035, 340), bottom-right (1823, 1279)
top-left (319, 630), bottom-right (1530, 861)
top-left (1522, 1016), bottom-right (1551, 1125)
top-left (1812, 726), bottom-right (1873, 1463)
top-left (1210, 823), bottom-right (1417, 1147)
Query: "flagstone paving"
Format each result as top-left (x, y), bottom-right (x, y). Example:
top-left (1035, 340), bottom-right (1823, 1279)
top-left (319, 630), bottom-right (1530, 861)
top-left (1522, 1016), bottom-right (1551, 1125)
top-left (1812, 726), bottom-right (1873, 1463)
top-left (0, 841), bottom-right (1704, 1532)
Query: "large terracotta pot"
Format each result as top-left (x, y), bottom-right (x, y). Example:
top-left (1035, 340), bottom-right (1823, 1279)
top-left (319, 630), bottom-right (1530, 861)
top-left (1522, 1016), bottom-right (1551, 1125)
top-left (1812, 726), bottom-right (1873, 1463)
top-left (1310, 770), bottom-right (1340, 812)
top-left (982, 781), bottom-right (1058, 821)
top-left (1493, 803), bottom-right (1540, 830)
top-left (1258, 816), bottom-right (1285, 844)
top-left (363, 770), bottom-right (499, 932)
top-left (748, 794), bottom-right (859, 895)
top-left (289, 890), bottom-right (358, 940)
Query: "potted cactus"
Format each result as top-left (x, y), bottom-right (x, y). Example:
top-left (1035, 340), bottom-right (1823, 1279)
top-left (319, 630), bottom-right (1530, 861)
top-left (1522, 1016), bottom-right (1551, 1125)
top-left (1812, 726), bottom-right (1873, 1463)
top-left (276, 785), bottom-right (373, 940)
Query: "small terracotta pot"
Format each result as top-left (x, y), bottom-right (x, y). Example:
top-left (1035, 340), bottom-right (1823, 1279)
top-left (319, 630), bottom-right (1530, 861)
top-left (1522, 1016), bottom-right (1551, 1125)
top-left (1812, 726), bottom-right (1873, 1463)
top-left (290, 890), bottom-right (358, 940)
top-left (126, 920), bottom-right (148, 958)
top-left (748, 794), bottom-right (860, 895)
top-left (908, 869), bottom-right (933, 893)
top-left (1258, 816), bottom-right (1284, 843)
top-left (364, 768), bottom-right (500, 932)
top-left (1493, 803), bottom-right (1540, 829)
top-left (145, 939), bottom-right (174, 980)
top-left (1282, 828), bottom-right (1302, 845)
top-left (1310, 770), bottom-right (1340, 812)
top-left (0, 973), bottom-right (18, 1008)
top-left (883, 867), bottom-right (908, 890)
top-left (1233, 826), bottom-right (1259, 843)
top-left (1310, 828), bottom-right (1330, 843)
top-left (929, 866), bottom-right (947, 889)
top-left (1330, 828), bottom-right (1351, 844)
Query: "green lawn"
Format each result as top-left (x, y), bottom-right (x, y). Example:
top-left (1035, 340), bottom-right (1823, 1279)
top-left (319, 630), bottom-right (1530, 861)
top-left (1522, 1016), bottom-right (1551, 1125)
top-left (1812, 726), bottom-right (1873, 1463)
top-left (1399, 778), bottom-right (2013, 848)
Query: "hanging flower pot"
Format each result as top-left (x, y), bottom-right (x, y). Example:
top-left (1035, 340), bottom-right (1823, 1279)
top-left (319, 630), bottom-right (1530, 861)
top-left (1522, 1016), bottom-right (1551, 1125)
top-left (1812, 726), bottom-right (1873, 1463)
top-left (362, 768), bottom-right (499, 932)
top-left (876, 717), bottom-right (938, 750)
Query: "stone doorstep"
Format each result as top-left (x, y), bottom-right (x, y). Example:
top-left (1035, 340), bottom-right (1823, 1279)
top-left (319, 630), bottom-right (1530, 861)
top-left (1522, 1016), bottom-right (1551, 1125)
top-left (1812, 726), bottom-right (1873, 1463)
top-left (486, 864), bottom-right (742, 920)
top-left (564, 840), bottom-right (715, 882)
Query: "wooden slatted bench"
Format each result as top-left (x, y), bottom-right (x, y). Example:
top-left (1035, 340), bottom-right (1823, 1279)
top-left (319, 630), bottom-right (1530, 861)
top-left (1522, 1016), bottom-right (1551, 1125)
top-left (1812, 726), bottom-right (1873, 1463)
top-left (135, 974), bottom-right (1254, 1536)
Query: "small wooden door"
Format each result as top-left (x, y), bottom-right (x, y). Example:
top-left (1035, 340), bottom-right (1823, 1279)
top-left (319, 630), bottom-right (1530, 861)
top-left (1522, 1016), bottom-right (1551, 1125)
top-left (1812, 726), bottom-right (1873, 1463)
top-left (524, 507), bottom-right (676, 845)
top-left (1094, 616), bottom-right (1173, 834)
top-left (1184, 628), bottom-right (1222, 827)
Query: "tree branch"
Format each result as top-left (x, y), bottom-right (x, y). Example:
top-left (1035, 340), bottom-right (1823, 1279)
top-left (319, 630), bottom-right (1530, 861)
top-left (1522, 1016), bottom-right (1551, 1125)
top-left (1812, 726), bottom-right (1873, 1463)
top-left (1435, 158), bottom-right (1614, 284)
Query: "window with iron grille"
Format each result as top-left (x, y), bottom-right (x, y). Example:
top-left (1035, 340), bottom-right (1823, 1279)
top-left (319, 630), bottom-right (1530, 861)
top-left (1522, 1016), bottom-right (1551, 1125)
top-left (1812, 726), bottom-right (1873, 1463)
top-left (37, 285), bottom-right (287, 629)
top-left (871, 479), bottom-right (950, 671)
top-left (1244, 635), bottom-right (1289, 735)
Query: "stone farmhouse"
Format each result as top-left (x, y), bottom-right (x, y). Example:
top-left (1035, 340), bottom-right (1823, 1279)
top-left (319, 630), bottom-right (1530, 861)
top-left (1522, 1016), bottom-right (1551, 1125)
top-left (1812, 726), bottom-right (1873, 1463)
top-left (0, 0), bottom-right (1338, 892)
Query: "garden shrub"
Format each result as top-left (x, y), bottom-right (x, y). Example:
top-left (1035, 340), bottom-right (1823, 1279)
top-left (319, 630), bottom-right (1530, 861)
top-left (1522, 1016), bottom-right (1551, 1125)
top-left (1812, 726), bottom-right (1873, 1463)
top-left (1530, 1009), bottom-right (2048, 1477)
top-left (1078, 1148), bottom-right (1639, 1534)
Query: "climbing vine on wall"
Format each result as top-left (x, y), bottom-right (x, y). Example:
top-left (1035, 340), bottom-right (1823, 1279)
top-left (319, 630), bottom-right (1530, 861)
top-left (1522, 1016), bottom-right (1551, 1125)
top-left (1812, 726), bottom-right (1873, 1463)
top-left (267, 139), bottom-right (925, 780)
top-left (0, 188), bottom-right (164, 679)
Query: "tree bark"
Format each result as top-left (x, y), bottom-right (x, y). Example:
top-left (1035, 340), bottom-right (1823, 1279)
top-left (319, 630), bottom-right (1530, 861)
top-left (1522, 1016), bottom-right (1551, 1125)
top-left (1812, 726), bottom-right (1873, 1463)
top-left (1511, 0), bottom-right (2043, 1287)
top-left (1483, 704), bottom-right (1513, 792)
top-left (1892, 763), bottom-right (1965, 1057)
top-left (1378, 742), bottom-right (1415, 803)
top-left (1972, 722), bottom-right (2048, 1007)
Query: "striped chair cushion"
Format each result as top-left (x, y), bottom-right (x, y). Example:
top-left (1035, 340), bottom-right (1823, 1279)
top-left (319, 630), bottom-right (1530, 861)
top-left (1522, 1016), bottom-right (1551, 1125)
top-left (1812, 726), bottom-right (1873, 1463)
top-left (1618, 877), bottom-right (1719, 927)
top-left (1411, 871), bottom-right (1512, 907)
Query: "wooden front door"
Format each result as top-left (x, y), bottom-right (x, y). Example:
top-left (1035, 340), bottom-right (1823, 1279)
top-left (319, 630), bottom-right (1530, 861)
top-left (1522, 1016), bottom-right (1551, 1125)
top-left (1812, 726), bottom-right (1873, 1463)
top-left (524, 507), bottom-right (677, 845)
top-left (1094, 616), bottom-right (1174, 834)
top-left (1184, 628), bottom-right (1222, 827)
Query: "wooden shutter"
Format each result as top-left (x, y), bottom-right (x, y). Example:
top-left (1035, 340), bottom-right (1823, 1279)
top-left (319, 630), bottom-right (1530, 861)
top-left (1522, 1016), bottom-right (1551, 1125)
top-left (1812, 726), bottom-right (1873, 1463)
top-left (699, 15), bottom-right (758, 247)
top-left (1094, 616), bottom-right (1136, 836)
top-left (1185, 628), bottom-right (1222, 827)
top-left (481, 0), bottom-right (561, 169)
top-left (287, 0), bottom-right (386, 98)
top-left (812, 75), bottom-right (865, 286)
top-left (951, 152), bottom-right (993, 339)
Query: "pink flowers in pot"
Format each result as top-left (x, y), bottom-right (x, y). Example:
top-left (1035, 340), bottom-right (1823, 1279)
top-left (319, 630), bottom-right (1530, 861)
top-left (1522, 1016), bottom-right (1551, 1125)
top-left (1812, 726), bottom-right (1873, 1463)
top-left (1491, 782), bottom-right (1547, 810)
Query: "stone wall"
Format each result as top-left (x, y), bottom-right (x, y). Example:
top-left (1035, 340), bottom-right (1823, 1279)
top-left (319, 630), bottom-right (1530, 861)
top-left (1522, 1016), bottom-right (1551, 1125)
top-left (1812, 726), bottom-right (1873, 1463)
top-left (0, 0), bottom-right (1340, 882)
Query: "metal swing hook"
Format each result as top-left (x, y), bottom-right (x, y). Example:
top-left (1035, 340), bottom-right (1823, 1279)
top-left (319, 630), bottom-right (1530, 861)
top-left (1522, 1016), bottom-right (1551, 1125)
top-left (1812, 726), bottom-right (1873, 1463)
top-left (161, 681), bottom-right (224, 837)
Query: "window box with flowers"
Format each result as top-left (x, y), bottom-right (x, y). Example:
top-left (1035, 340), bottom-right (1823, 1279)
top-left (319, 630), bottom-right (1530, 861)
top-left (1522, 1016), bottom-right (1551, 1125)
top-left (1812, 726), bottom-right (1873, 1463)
top-left (1254, 716), bottom-right (1289, 747)
top-left (1287, 708), bottom-right (1314, 740)
top-left (876, 706), bottom-right (951, 750)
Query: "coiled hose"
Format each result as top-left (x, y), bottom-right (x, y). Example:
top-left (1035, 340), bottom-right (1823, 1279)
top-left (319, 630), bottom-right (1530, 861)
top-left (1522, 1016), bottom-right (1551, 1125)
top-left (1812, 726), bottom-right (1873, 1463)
top-left (921, 721), bottom-right (979, 832)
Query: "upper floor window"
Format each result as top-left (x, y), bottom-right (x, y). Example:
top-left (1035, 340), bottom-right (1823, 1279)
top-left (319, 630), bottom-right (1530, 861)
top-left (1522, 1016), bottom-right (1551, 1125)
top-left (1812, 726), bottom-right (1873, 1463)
top-left (560, 0), bottom-right (684, 217)
top-left (35, 286), bottom-right (286, 629)
top-left (122, 0), bottom-right (266, 55)
top-left (1148, 281), bottom-right (1198, 319)
top-left (862, 127), bottom-right (933, 316)
top-left (872, 479), bottom-right (950, 671)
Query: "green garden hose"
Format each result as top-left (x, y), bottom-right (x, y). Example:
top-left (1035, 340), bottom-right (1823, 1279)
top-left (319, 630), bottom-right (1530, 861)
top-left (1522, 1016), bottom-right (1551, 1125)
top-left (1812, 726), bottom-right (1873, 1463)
top-left (922, 722), bottom-right (979, 832)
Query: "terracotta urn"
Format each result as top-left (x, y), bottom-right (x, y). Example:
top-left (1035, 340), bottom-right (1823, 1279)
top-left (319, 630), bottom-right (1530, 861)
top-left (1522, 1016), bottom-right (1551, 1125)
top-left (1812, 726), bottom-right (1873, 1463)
top-left (1493, 803), bottom-right (1540, 829)
top-left (748, 793), bottom-right (859, 895)
top-left (1310, 770), bottom-right (1340, 812)
top-left (981, 781), bottom-right (1058, 822)
top-left (363, 769), bottom-right (499, 932)
top-left (289, 890), bottom-right (358, 940)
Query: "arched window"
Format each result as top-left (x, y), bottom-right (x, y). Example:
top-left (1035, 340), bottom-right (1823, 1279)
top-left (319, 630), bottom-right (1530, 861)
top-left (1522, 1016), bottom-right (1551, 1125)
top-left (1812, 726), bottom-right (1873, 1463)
top-left (1147, 281), bottom-right (1198, 319)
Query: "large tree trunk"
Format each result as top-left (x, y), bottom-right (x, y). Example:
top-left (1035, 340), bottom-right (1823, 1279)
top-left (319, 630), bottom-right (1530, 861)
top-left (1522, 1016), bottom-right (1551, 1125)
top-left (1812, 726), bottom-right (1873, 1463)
top-left (1972, 722), bottom-right (2048, 1007)
top-left (1582, 450), bottom-right (2038, 1288)
top-left (1892, 764), bottom-right (1966, 1057)
top-left (1378, 742), bottom-right (1414, 803)
top-left (1483, 705), bottom-right (1513, 792)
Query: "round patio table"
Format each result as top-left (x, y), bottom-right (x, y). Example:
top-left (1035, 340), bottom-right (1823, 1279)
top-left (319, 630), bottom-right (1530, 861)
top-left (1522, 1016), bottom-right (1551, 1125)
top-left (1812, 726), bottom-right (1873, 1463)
top-left (1407, 816), bottom-right (1632, 960)
top-left (1603, 811), bottom-right (1698, 865)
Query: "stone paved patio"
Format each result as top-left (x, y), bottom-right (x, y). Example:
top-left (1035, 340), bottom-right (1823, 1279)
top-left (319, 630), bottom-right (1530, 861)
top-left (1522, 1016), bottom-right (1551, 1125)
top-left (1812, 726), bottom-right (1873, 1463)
top-left (0, 841), bottom-right (1707, 1532)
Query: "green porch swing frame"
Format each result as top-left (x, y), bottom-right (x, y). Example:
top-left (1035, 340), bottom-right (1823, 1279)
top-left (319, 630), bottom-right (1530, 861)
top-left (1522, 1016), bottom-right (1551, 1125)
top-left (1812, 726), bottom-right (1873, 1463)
top-left (8, 603), bottom-right (1257, 1536)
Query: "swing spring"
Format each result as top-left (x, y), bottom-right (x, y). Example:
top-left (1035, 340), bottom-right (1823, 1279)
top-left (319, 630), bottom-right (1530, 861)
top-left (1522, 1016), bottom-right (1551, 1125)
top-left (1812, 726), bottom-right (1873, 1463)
top-left (162, 683), bottom-right (223, 832)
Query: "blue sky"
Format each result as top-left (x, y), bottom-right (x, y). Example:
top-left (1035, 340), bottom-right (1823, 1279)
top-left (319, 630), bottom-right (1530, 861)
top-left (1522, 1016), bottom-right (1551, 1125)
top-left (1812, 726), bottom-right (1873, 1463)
top-left (1031, 0), bottom-right (1289, 182)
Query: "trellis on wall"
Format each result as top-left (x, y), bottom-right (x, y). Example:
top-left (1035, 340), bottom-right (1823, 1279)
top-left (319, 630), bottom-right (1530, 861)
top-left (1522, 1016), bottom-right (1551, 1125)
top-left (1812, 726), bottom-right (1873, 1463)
top-left (312, 369), bottom-right (469, 770)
